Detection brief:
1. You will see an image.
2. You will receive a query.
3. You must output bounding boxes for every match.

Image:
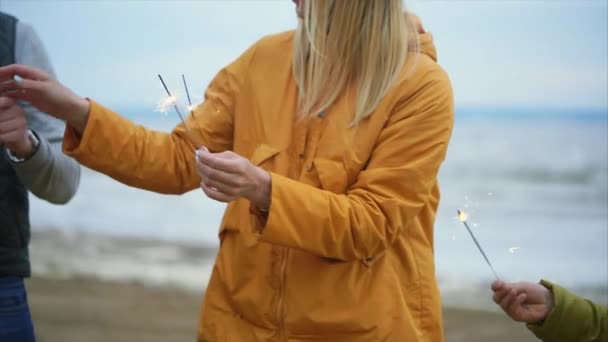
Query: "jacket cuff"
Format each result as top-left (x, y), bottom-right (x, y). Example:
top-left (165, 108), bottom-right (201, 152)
top-left (63, 98), bottom-right (102, 158)
top-left (256, 172), bottom-right (304, 247)
top-left (526, 279), bottom-right (577, 341)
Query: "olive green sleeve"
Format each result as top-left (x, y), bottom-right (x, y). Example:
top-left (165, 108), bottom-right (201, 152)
top-left (527, 280), bottom-right (607, 342)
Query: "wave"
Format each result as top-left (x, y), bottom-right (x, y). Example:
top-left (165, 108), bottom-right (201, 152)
top-left (442, 163), bottom-right (608, 187)
top-left (29, 229), bottom-right (608, 309)
top-left (30, 229), bottom-right (217, 293)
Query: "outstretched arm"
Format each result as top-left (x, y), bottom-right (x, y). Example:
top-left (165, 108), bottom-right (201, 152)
top-left (492, 280), bottom-right (608, 342)
top-left (0, 42), bottom-right (257, 195)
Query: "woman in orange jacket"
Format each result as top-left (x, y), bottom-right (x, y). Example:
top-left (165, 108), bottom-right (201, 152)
top-left (0, 1), bottom-right (453, 340)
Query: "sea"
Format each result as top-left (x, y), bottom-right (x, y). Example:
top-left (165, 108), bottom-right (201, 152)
top-left (28, 107), bottom-right (608, 310)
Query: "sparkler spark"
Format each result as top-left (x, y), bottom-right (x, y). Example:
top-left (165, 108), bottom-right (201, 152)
top-left (156, 95), bottom-right (177, 114)
top-left (458, 210), bottom-right (469, 222)
top-left (457, 209), bottom-right (500, 280)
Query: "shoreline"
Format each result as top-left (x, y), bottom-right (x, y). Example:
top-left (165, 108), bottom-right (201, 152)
top-left (27, 276), bottom-right (539, 342)
top-left (30, 227), bottom-right (608, 308)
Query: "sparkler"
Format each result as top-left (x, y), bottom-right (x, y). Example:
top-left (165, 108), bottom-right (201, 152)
top-left (457, 209), bottom-right (500, 280)
top-left (181, 74), bottom-right (196, 113)
top-left (179, 74), bottom-right (209, 158)
top-left (157, 74), bottom-right (199, 147)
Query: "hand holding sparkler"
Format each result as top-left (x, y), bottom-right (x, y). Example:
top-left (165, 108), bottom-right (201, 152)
top-left (457, 209), bottom-right (500, 280)
top-left (157, 74), bottom-right (270, 207)
top-left (491, 280), bottom-right (553, 323)
top-left (194, 149), bottom-right (271, 209)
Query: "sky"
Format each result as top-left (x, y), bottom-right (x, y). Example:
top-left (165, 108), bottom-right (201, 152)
top-left (1, 0), bottom-right (607, 112)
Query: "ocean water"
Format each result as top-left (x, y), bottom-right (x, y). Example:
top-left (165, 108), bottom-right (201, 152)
top-left (28, 108), bottom-right (608, 308)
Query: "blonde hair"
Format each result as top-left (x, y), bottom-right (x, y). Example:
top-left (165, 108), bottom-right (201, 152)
top-left (293, 0), bottom-right (417, 124)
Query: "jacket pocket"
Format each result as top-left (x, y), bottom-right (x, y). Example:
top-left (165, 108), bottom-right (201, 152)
top-left (312, 158), bottom-right (348, 194)
top-left (249, 144), bottom-right (280, 167)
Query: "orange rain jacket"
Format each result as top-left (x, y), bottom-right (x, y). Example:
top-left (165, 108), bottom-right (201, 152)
top-left (64, 25), bottom-right (453, 342)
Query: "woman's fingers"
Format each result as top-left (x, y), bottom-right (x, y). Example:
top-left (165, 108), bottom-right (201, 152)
top-left (197, 150), bottom-right (244, 174)
top-left (195, 149), bottom-right (259, 203)
top-left (202, 175), bottom-right (237, 196)
top-left (195, 158), bottom-right (241, 187)
top-left (0, 64), bottom-right (50, 82)
top-left (200, 180), bottom-right (233, 202)
top-left (0, 79), bottom-right (22, 94)
top-left (0, 79), bottom-right (45, 104)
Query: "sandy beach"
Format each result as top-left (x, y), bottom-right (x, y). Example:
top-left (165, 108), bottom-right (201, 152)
top-left (26, 276), bottom-right (539, 342)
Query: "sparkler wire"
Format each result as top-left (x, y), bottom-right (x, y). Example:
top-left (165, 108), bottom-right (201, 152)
top-left (458, 210), bottom-right (500, 280)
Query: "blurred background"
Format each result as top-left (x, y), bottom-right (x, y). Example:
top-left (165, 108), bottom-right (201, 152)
top-left (1, 0), bottom-right (606, 341)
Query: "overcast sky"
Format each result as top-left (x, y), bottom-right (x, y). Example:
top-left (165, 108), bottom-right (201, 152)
top-left (2, 0), bottom-right (607, 111)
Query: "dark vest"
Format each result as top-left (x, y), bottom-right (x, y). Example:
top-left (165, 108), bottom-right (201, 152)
top-left (0, 12), bottom-right (31, 277)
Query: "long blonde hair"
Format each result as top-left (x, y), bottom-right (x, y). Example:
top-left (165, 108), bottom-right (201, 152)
top-left (293, 0), bottom-right (416, 124)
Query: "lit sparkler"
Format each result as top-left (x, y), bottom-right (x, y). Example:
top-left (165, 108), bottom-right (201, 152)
top-left (179, 74), bottom-right (209, 160)
top-left (457, 209), bottom-right (500, 280)
top-left (157, 74), bottom-right (199, 147)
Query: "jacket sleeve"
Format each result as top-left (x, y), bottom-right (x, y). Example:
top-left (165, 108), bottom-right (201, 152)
top-left (258, 66), bottom-right (454, 261)
top-left (63, 44), bottom-right (257, 195)
top-left (9, 21), bottom-right (80, 204)
top-left (527, 280), bottom-right (608, 342)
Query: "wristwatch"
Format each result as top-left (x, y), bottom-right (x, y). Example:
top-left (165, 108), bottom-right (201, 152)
top-left (6, 130), bottom-right (40, 163)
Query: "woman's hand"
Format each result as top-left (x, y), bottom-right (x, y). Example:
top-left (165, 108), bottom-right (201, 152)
top-left (195, 147), bottom-right (271, 209)
top-left (491, 280), bottom-right (554, 324)
top-left (0, 64), bottom-right (90, 133)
